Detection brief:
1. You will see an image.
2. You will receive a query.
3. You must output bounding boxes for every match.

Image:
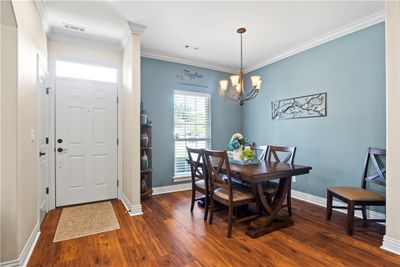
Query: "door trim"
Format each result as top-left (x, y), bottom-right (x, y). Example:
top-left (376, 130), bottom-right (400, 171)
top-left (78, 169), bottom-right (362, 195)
top-left (36, 54), bottom-right (49, 224)
top-left (48, 52), bottom-right (122, 210)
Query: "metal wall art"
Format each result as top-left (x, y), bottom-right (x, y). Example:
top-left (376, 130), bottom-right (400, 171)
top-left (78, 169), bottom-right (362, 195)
top-left (271, 93), bottom-right (327, 120)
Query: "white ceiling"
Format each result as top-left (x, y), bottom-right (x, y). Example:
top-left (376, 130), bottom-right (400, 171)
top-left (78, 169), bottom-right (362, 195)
top-left (39, 1), bottom-right (385, 72)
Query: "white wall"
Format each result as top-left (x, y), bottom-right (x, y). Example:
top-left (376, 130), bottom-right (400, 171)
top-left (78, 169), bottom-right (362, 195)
top-left (1, 0), bottom-right (18, 261)
top-left (122, 32), bottom-right (141, 214)
top-left (0, 0), bottom-right (47, 263)
top-left (383, 0), bottom-right (400, 255)
top-left (48, 40), bottom-right (122, 65)
top-left (13, 0), bottom-right (48, 257)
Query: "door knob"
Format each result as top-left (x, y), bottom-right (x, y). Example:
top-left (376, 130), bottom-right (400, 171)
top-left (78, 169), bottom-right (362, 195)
top-left (39, 151), bottom-right (46, 157)
top-left (57, 147), bottom-right (68, 153)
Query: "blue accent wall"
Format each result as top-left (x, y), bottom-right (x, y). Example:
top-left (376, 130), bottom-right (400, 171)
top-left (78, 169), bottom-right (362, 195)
top-left (141, 58), bottom-right (242, 187)
top-left (243, 23), bottom-right (386, 203)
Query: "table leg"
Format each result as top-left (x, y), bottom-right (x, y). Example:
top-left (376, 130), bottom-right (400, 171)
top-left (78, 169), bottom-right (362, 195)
top-left (246, 177), bottom-right (294, 238)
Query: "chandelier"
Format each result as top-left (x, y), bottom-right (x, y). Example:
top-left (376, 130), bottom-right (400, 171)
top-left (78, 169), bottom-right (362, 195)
top-left (219, 28), bottom-right (261, 106)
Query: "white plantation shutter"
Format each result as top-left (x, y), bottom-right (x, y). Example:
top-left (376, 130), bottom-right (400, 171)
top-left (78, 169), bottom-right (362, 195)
top-left (174, 90), bottom-right (211, 177)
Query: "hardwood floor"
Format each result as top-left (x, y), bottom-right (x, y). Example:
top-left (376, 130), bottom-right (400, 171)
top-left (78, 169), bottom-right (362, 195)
top-left (29, 191), bottom-right (399, 266)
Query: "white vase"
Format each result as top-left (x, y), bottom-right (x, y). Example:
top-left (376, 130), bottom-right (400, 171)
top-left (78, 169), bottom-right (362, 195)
top-left (233, 145), bottom-right (243, 161)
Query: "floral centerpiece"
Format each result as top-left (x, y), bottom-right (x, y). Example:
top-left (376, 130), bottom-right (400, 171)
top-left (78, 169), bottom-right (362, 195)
top-left (228, 133), bottom-right (256, 161)
top-left (228, 133), bottom-right (245, 151)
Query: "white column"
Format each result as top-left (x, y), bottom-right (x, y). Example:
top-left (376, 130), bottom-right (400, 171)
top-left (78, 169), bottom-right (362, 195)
top-left (121, 22), bottom-right (146, 216)
top-left (382, 1), bottom-right (400, 255)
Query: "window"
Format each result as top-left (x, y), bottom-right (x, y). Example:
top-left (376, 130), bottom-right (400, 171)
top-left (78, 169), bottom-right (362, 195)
top-left (56, 60), bottom-right (117, 83)
top-left (174, 90), bottom-right (211, 177)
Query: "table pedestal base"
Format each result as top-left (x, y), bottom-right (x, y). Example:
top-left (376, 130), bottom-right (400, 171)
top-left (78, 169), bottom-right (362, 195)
top-left (246, 218), bottom-right (294, 238)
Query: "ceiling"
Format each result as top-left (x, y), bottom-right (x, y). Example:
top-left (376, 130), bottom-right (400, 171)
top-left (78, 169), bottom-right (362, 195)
top-left (39, 1), bottom-right (385, 72)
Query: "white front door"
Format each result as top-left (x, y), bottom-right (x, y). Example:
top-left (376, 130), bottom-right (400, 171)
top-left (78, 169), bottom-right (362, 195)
top-left (55, 77), bottom-right (118, 207)
top-left (38, 61), bottom-right (49, 223)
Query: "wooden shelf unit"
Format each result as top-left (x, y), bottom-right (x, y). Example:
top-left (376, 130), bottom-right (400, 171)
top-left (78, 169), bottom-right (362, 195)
top-left (140, 123), bottom-right (152, 197)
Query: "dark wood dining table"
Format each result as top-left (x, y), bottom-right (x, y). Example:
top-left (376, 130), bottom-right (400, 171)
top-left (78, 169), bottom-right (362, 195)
top-left (228, 160), bottom-right (312, 237)
top-left (195, 158), bottom-right (312, 238)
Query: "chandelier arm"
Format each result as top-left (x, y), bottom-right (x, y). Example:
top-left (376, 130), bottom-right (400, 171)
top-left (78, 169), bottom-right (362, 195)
top-left (225, 90), bottom-right (241, 102)
top-left (241, 87), bottom-right (253, 97)
top-left (242, 88), bottom-right (256, 98)
top-left (240, 90), bottom-right (258, 103)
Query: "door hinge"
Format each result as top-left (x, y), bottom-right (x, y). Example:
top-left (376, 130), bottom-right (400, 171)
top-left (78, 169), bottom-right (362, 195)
top-left (117, 180), bottom-right (119, 187)
top-left (46, 87), bottom-right (50, 95)
top-left (45, 187), bottom-right (49, 194)
top-left (45, 137), bottom-right (49, 144)
top-left (117, 138), bottom-right (119, 145)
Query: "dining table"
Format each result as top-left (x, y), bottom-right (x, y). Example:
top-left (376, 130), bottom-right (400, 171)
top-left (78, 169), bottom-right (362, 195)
top-left (196, 158), bottom-right (312, 238)
top-left (229, 160), bottom-right (312, 237)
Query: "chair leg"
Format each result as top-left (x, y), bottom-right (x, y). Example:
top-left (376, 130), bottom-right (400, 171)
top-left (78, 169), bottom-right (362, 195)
top-left (227, 205), bottom-right (233, 238)
top-left (208, 197), bottom-right (215, 225)
top-left (347, 201), bottom-right (355, 235)
top-left (287, 183), bottom-right (292, 217)
top-left (361, 205), bottom-right (368, 227)
top-left (203, 194), bottom-right (209, 221)
top-left (190, 188), bottom-right (195, 213)
top-left (326, 190), bottom-right (333, 220)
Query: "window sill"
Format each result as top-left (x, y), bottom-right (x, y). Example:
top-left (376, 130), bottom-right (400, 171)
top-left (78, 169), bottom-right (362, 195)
top-left (173, 176), bottom-right (191, 183)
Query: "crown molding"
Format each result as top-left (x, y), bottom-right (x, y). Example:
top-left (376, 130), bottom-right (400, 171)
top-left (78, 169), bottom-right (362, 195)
top-left (34, 0), bottom-right (48, 32)
top-left (245, 10), bottom-right (385, 73)
top-left (141, 51), bottom-right (236, 74)
top-left (127, 21), bottom-right (147, 35)
top-left (48, 27), bottom-right (123, 52)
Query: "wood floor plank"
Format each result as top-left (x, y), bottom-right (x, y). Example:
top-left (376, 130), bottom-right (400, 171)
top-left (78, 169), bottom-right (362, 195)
top-left (28, 191), bottom-right (400, 267)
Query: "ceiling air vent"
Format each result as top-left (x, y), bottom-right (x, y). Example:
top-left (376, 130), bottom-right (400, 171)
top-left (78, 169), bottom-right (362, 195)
top-left (63, 23), bottom-right (86, 33)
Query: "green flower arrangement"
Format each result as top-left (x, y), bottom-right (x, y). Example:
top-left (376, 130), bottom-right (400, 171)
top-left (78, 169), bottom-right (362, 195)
top-left (242, 146), bottom-right (256, 160)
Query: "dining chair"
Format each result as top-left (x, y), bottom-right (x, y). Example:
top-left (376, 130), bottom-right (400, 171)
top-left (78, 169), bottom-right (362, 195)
top-left (263, 146), bottom-right (297, 216)
top-left (204, 149), bottom-right (258, 238)
top-left (187, 147), bottom-right (209, 221)
top-left (326, 147), bottom-right (386, 235)
top-left (255, 145), bottom-right (269, 160)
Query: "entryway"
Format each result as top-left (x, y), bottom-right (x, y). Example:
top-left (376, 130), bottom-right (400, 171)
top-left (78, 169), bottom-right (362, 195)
top-left (54, 61), bottom-right (118, 207)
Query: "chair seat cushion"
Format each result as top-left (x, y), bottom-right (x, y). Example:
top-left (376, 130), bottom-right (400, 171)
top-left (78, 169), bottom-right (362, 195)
top-left (195, 179), bottom-right (206, 190)
top-left (213, 186), bottom-right (255, 202)
top-left (328, 186), bottom-right (385, 201)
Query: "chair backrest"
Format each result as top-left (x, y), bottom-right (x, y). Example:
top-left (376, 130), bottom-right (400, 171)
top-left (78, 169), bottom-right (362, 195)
top-left (266, 145), bottom-right (297, 164)
top-left (361, 147), bottom-right (386, 188)
top-left (254, 145), bottom-right (268, 160)
top-left (204, 150), bottom-right (233, 200)
top-left (187, 147), bottom-right (206, 185)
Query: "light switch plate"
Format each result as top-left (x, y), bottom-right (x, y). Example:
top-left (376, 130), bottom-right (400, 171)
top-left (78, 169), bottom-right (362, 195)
top-left (30, 129), bottom-right (35, 142)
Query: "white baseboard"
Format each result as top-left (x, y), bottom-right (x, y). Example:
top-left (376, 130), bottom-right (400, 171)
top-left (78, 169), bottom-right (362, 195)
top-left (0, 223), bottom-right (41, 267)
top-left (381, 235), bottom-right (400, 255)
top-left (0, 259), bottom-right (19, 267)
top-left (291, 189), bottom-right (385, 221)
top-left (120, 193), bottom-right (143, 216)
top-left (152, 183), bottom-right (192, 195)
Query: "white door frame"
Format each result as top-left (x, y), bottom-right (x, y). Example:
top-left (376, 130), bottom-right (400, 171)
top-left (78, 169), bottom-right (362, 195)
top-left (37, 54), bottom-right (49, 224)
top-left (48, 53), bottom-right (122, 210)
